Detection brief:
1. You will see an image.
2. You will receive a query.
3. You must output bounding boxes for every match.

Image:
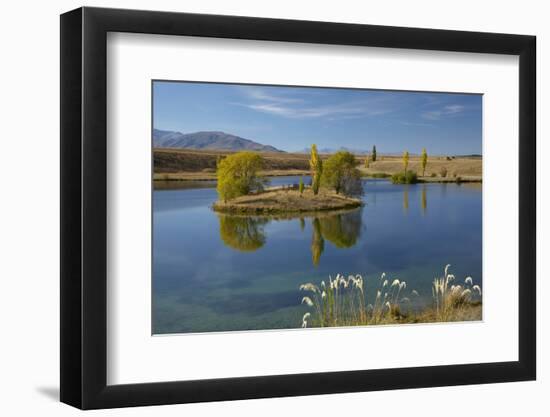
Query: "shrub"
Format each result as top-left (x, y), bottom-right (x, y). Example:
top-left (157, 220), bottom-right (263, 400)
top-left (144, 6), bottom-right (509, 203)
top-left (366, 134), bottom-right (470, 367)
top-left (321, 151), bottom-right (364, 196)
top-left (440, 167), bottom-right (448, 178)
top-left (391, 170), bottom-right (418, 184)
top-left (430, 172), bottom-right (437, 178)
top-left (299, 176), bottom-right (304, 195)
top-left (369, 172), bottom-right (391, 178)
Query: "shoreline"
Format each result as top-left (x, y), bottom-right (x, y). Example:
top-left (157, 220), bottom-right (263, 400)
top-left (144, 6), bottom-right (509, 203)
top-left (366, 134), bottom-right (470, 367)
top-left (154, 171), bottom-right (482, 183)
top-left (306, 302), bottom-right (482, 328)
top-left (212, 188), bottom-right (363, 215)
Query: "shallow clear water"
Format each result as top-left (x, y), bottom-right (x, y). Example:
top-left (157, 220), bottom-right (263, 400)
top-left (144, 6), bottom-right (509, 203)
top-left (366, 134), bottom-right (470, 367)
top-left (153, 176), bottom-right (482, 334)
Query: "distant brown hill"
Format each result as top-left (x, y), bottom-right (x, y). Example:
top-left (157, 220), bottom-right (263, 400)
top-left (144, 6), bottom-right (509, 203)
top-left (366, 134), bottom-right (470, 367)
top-left (153, 129), bottom-right (283, 153)
top-left (154, 148), bottom-right (309, 173)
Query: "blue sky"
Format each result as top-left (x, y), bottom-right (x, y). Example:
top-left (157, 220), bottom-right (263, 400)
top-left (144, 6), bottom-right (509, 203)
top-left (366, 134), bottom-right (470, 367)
top-left (153, 81), bottom-right (482, 155)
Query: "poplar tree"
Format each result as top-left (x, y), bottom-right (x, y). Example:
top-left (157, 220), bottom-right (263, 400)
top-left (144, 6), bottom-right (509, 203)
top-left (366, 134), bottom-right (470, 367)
top-left (403, 150), bottom-right (410, 172)
top-left (421, 148), bottom-right (428, 176)
top-left (309, 144), bottom-right (323, 195)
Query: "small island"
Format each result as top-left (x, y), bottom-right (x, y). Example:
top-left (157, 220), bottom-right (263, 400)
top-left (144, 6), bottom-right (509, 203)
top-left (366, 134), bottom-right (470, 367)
top-left (212, 188), bottom-right (362, 214)
top-left (211, 145), bottom-right (364, 215)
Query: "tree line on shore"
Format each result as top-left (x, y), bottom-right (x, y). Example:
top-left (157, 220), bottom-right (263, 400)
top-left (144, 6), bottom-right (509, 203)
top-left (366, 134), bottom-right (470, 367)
top-left (214, 144), bottom-right (436, 201)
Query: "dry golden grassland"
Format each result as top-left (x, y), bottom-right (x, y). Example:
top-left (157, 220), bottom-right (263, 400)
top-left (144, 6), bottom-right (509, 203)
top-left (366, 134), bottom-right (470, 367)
top-left (360, 155), bottom-right (482, 181)
top-left (154, 148), bottom-right (482, 182)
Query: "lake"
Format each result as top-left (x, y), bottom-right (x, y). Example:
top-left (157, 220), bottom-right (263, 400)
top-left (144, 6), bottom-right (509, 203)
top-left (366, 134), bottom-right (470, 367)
top-left (153, 176), bottom-right (482, 334)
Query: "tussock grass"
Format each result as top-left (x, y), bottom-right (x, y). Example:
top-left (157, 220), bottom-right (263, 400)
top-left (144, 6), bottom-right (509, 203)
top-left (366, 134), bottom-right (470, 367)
top-left (300, 265), bottom-right (481, 328)
top-left (432, 264), bottom-right (482, 322)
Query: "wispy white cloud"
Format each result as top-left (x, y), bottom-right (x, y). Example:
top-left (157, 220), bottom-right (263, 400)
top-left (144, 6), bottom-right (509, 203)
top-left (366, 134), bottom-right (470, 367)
top-left (445, 104), bottom-right (465, 114)
top-left (400, 121), bottom-right (435, 127)
top-left (422, 104), bottom-right (465, 120)
top-left (243, 87), bottom-right (304, 104)
top-left (234, 86), bottom-right (398, 120)
top-left (243, 101), bottom-right (392, 119)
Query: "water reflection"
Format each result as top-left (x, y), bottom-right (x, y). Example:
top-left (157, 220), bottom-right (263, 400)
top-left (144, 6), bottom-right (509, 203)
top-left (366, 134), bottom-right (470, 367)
top-left (403, 187), bottom-right (409, 212)
top-left (311, 217), bottom-right (325, 267)
top-left (421, 185), bottom-right (427, 215)
top-left (218, 215), bottom-right (269, 251)
top-left (217, 208), bottom-right (363, 266)
top-left (318, 209), bottom-right (362, 248)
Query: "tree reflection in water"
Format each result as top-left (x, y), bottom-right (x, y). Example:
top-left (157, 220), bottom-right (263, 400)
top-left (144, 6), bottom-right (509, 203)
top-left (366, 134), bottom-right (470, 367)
top-left (217, 208), bottom-right (362, 266)
top-left (311, 218), bottom-right (324, 267)
top-left (218, 215), bottom-right (269, 251)
top-left (421, 185), bottom-right (427, 215)
top-left (318, 209), bottom-right (362, 248)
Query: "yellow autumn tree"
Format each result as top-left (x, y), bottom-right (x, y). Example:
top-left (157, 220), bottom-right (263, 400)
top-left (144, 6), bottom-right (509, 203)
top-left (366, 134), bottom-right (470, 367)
top-left (309, 144), bottom-right (323, 195)
top-left (216, 151), bottom-right (266, 202)
top-left (421, 148), bottom-right (428, 176)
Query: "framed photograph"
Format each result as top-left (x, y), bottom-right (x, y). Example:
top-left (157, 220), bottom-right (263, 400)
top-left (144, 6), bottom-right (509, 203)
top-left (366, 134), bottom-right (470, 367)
top-left (60, 7), bottom-right (536, 409)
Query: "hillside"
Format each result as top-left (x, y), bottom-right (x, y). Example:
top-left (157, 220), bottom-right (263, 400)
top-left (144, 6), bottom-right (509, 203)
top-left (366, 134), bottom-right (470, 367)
top-left (153, 129), bottom-right (283, 153)
top-left (154, 148), bottom-right (310, 173)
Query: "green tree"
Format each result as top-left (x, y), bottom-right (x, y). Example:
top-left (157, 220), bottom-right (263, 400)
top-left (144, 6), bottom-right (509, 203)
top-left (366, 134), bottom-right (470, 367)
top-left (321, 151), bottom-right (363, 196)
top-left (216, 151), bottom-right (266, 202)
top-left (403, 150), bottom-right (410, 172)
top-left (372, 145), bottom-right (377, 162)
top-left (309, 144), bottom-right (323, 195)
top-left (421, 148), bottom-right (428, 176)
top-left (299, 176), bottom-right (304, 195)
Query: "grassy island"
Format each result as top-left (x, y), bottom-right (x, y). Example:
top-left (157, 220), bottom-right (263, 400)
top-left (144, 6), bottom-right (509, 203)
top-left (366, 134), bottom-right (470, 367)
top-left (212, 188), bottom-right (362, 214)
top-left (212, 147), bottom-right (365, 215)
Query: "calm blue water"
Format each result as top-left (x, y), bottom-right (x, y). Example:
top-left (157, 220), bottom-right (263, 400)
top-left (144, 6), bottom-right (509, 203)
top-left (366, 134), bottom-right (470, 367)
top-left (153, 177), bottom-right (482, 334)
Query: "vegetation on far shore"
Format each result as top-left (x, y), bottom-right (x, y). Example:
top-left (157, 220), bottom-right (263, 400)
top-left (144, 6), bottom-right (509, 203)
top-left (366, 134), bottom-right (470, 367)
top-left (391, 170), bottom-right (419, 184)
top-left (300, 264), bottom-right (482, 328)
top-left (153, 147), bottom-right (482, 183)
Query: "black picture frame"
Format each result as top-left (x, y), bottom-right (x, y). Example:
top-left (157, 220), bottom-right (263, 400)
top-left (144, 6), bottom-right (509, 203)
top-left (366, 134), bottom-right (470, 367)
top-left (60, 6), bottom-right (536, 410)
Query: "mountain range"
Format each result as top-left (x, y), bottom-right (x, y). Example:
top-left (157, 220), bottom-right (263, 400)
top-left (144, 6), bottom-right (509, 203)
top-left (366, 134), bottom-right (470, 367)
top-left (297, 146), bottom-right (372, 155)
top-left (153, 129), bottom-right (283, 153)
